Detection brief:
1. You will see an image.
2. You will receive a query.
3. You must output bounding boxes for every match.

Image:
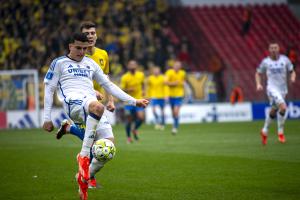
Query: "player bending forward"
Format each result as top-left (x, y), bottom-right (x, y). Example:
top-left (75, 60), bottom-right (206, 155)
top-left (43, 33), bottom-right (149, 200)
top-left (255, 42), bottom-right (296, 145)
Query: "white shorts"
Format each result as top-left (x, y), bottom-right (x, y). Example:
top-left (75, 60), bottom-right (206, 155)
top-left (267, 90), bottom-right (286, 108)
top-left (63, 95), bottom-right (113, 139)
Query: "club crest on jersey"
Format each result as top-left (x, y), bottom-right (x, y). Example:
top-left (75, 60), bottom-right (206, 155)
top-left (67, 64), bottom-right (91, 77)
top-left (99, 59), bottom-right (104, 66)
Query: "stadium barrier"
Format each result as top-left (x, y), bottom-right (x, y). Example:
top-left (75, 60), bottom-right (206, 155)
top-left (1, 101), bottom-right (299, 129)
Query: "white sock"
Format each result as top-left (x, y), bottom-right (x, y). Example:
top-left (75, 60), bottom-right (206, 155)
top-left (277, 112), bottom-right (286, 134)
top-left (262, 114), bottom-right (273, 134)
top-left (89, 158), bottom-right (107, 178)
top-left (80, 115), bottom-right (100, 157)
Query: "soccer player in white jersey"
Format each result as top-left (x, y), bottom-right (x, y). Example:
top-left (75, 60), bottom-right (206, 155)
top-left (255, 42), bottom-right (296, 145)
top-left (43, 33), bottom-right (149, 200)
top-left (56, 21), bottom-right (115, 189)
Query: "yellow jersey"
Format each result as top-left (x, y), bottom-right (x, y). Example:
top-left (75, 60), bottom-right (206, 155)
top-left (165, 69), bottom-right (186, 97)
top-left (146, 74), bottom-right (167, 99)
top-left (120, 71), bottom-right (145, 99)
top-left (86, 47), bottom-right (109, 92)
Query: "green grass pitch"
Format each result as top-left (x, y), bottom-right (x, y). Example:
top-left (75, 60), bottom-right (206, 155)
top-left (0, 121), bottom-right (300, 200)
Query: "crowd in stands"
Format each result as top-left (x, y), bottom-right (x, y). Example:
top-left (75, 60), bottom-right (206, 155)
top-left (0, 0), bottom-right (190, 75)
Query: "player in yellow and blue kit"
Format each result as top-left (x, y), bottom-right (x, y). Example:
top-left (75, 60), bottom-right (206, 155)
top-left (165, 61), bottom-right (186, 134)
top-left (120, 60), bottom-right (145, 143)
top-left (146, 66), bottom-right (167, 130)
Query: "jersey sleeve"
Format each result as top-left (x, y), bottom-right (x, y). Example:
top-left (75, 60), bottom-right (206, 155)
top-left (285, 57), bottom-right (294, 72)
top-left (104, 51), bottom-right (110, 75)
top-left (92, 60), bottom-right (110, 86)
top-left (257, 59), bottom-right (267, 73)
top-left (44, 58), bottom-right (61, 87)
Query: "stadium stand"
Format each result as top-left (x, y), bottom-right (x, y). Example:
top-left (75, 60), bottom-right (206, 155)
top-left (169, 4), bottom-right (300, 101)
top-left (1, 1), bottom-right (299, 102)
top-left (0, 0), bottom-right (179, 73)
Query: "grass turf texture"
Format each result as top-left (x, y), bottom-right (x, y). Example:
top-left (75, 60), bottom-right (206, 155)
top-left (0, 121), bottom-right (300, 200)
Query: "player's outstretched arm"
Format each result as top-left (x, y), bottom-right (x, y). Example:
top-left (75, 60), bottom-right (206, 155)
top-left (136, 99), bottom-right (149, 108)
top-left (43, 83), bottom-right (56, 132)
top-left (106, 94), bottom-right (115, 112)
top-left (43, 121), bottom-right (54, 132)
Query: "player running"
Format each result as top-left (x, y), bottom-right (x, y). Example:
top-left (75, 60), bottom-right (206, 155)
top-left (120, 60), bottom-right (146, 143)
top-left (255, 41), bottom-right (296, 145)
top-left (165, 61), bottom-right (186, 135)
top-left (146, 66), bottom-right (167, 130)
top-left (43, 32), bottom-right (149, 200)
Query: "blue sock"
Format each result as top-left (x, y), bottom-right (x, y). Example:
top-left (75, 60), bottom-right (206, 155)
top-left (174, 117), bottom-right (179, 129)
top-left (153, 111), bottom-right (159, 124)
top-left (161, 114), bottom-right (165, 126)
top-left (134, 119), bottom-right (143, 130)
top-left (70, 125), bottom-right (85, 140)
top-left (160, 106), bottom-right (165, 125)
top-left (126, 122), bottom-right (131, 138)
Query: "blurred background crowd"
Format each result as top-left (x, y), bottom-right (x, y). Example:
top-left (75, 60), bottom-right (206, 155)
top-left (0, 0), bottom-right (192, 76)
top-left (1, 0), bottom-right (300, 107)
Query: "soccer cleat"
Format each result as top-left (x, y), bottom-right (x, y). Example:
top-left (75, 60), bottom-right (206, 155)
top-left (76, 173), bottom-right (88, 200)
top-left (278, 133), bottom-right (286, 143)
top-left (56, 119), bottom-right (69, 139)
top-left (132, 129), bottom-right (139, 140)
top-left (260, 130), bottom-right (268, 145)
top-left (88, 177), bottom-right (100, 189)
top-left (171, 128), bottom-right (178, 135)
top-left (77, 154), bottom-right (90, 182)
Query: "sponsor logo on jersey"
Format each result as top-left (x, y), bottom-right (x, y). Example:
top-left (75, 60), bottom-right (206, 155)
top-left (67, 64), bottom-right (91, 77)
top-left (99, 59), bottom-right (104, 66)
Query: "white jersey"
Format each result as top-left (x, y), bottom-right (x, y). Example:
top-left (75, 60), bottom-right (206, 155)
top-left (257, 55), bottom-right (293, 94)
top-left (43, 55), bottom-right (136, 122)
top-left (44, 56), bottom-right (104, 102)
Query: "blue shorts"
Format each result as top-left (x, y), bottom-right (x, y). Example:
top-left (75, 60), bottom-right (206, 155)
top-left (151, 98), bottom-right (165, 107)
top-left (124, 105), bottom-right (145, 115)
top-left (169, 97), bottom-right (183, 107)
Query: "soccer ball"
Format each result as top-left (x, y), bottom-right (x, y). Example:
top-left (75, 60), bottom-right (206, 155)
top-left (92, 139), bottom-right (116, 161)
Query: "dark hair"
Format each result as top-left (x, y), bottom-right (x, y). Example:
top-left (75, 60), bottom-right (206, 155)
top-left (69, 32), bottom-right (89, 44)
top-left (268, 40), bottom-right (279, 46)
top-left (80, 21), bottom-right (96, 31)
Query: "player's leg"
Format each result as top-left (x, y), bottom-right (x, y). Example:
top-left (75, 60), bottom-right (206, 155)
top-left (124, 105), bottom-right (134, 143)
top-left (151, 99), bottom-right (160, 129)
top-left (261, 107), bottom-right (277, 145)
top-left (159, 99), bottom-right (166, 130)
top-left (261, 91), bottom-right (278, 145)
top-left (56, 120), bottom-right (85, 140)
top-left (133, 108), bottom-right (145, 140)
top-left (277, 100), bottom-right (287, 143)
top-left (172, 105), bottom-right (180, 134)
top-left (170, 97), bottom-right (182, 134)
top-left (78, 100), bottom-right (105, 182)
top-left (89, 119), bottom-right (114, 189)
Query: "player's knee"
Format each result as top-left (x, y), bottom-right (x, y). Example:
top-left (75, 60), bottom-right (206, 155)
top-left (279, 108), bottom-right (286, 116)
top-left (269, 110), bottom-right (277, 119)
top-left (90, 102), bottom-right (104, 116)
